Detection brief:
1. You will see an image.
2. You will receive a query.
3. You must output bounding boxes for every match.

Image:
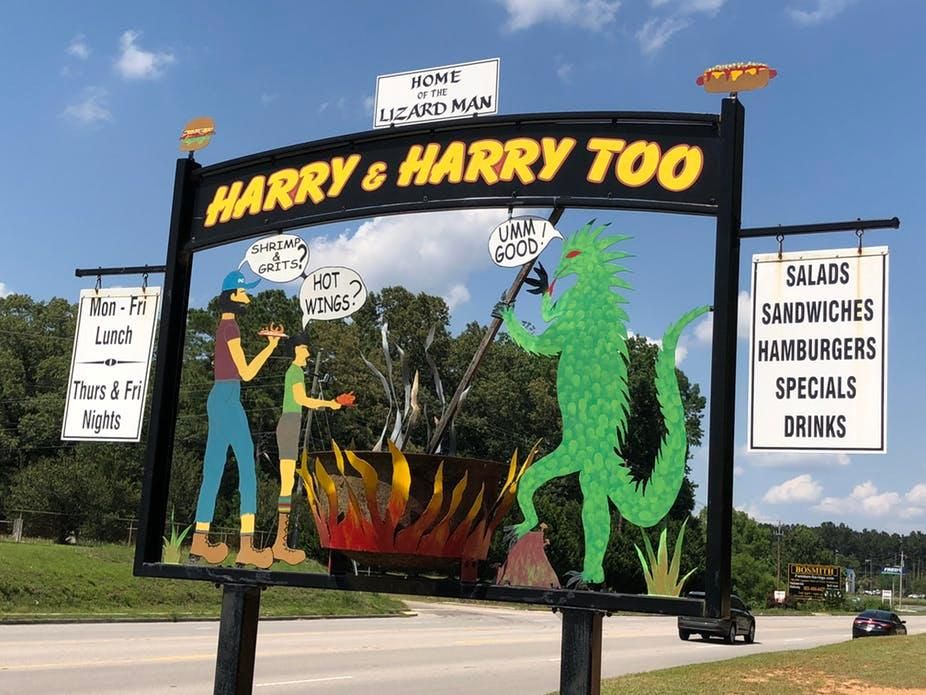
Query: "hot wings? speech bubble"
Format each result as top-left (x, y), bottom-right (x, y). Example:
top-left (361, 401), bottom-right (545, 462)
top-left (299, 266), bottom-right (367, 326)
top-left (488, 216), bottom-right (563, 268)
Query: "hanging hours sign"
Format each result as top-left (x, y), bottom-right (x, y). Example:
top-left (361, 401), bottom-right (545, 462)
top-left (748, 247), bottom-right (888, 453)
top-left (62, 287), bottom-right (161, 442)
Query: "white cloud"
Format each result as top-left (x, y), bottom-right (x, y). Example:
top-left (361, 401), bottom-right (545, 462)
top-left (67, 34), bottom-right (90, 60)
top-left (788, 0), bottom-right (854, 25)
top-left (114, 30), bottom-right (175, 80)
top-left (905, 483), bottom-right (926, 506)
top-left (260, 93), bottom-right (278, 106)
top-left (363, 95), bottom-right (375, 116)
top-left (444, 284), bottom-right (472, 310)
top-left (62, 87), bottom-right (112, 125)
top-left (636, 16), bottom-right (691, 55)
top-left (736, 502), bottom-right (774, 523)
top-left (308, 210), bottom-right (508, 307)
top-left (651, 0), bottom-right (726, 13)
top-left (318, 102), bottom-right (330, 114)
top-left (740, 447), bottom-right (851, 469)
top-left (692, 290), bottom-right (751, 344)
top-left (556, 60), bottom-right (574, 83)
top-left (763, 474), bottom-right (822, 504)
top-left (500, 0), bottom-right (621, 32)
top-left (0, 282), bottom-right (9, 297)
top-left (815, 480), bottom-right (901, 518)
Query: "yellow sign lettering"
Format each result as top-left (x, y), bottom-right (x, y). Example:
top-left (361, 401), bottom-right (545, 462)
top-left (204, 181), bottom-right (243, 228)
top-left (585, 138), bottom-right (627, 183)
top-left (538, 137), bottom-right (576, 181)
top-left (499, 138), bottom-right (541, 184)
top-left (232, 176), bottom-right (266, 219)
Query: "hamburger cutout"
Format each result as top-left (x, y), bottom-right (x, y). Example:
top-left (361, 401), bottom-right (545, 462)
top-left (696, 63), bottom-right (777, 94)
top-left (180, 116), bottom-right (216, 152)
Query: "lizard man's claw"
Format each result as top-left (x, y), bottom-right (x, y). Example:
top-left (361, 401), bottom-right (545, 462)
top-left (491, 300), bottom-right (513, 320)
top-left (503, 524), bottom-right (529, 549)
top-left (524, 262), bottom-right (549, 296)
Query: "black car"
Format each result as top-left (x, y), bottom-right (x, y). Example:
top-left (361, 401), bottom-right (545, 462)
top-left (677, 592), bottom-right (756, 644)
top-left (852, 609), bottom-right (907, 638)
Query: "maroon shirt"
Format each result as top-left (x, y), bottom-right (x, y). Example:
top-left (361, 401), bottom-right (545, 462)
top-left (214, 318), bottom-right (241, 380)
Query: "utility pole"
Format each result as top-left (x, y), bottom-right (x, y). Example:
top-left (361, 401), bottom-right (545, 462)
top-left (775, 521), bottom-right (783, 589)
top-left (900, 547), bottom-right (905, 608)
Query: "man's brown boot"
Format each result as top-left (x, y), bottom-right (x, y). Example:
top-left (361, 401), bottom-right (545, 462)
top-left (236, 533), bottom-right (273, 569)
top-left (190, 531), bottom-right (229, 564)
top-left (272, 512), bottom-right (306, 565)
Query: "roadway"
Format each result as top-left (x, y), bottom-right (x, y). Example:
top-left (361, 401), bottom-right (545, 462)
top-left (2, 602), bottom-right (924, 694)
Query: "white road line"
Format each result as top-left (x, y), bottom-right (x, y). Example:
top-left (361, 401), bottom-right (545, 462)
top-left (256, 676), bottom-right (353, 687)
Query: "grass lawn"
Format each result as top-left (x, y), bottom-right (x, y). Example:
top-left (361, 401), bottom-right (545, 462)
top-left (597, 633), bottom-right (926, 694)
top-left (0, 540), bottom-right (405, 621)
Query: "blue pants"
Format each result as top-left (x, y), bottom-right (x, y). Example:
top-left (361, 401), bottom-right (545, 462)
top-left (195, 381), bottom-right (257, 523)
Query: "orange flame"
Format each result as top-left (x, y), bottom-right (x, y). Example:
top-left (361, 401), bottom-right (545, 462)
top-left (300, 440), bottom-right (539, 563)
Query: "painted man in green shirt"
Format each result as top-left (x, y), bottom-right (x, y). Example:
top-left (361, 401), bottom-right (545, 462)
top-left (273, 332), bottom-right (355, 564)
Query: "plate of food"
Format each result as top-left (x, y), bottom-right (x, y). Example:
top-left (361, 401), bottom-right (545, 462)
top-left (257, 322), bottom-right (288, 339)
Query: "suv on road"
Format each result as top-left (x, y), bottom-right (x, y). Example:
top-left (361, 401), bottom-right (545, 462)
top-left (677, 591), bottom-right (756, 644)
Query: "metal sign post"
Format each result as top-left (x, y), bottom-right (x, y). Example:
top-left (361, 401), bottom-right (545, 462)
top-left (558, 608), bottom-right (604, 695)
top-left (214, 585), bottom-right (261, 695)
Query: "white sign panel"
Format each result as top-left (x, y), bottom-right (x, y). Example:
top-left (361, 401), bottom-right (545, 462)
top-left (374, 58), bottom-right (499, 129)
top-left (62, 287), bottom-right (161, 442)
top-left (748, 247), bottom-right (888, 453)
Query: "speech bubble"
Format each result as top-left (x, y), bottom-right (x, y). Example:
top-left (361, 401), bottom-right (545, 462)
top-left (299, 266), bottom-right (367, 325)
top-left (240, 234), bottom-right (309, 283)
top-left (488, 216), bottom-right (563, 268)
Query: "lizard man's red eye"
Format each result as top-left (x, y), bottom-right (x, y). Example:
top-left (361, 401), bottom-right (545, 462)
top-left (566, 250), bottom-right (581, 258)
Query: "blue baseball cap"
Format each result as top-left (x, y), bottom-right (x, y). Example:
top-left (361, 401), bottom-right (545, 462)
top-left (221, 271), bottom-right (261, 292)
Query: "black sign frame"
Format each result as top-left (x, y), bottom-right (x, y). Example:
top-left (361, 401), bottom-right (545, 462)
top-left (134, 103), bottom-right (746, 619)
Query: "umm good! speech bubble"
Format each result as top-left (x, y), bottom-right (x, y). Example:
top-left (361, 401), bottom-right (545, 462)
top-left (300, 266), bottom-right (367, 326)
top-left (488, 216), bottom-right (563, 268)
top-left (240, 234), bottom-right (309, 283)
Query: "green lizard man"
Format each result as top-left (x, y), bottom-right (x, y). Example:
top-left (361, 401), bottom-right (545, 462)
top-left (498, 220), bottom-right (710, 585)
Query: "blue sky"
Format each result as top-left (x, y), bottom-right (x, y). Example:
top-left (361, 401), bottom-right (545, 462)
top-left (2, 0), bottom-right (925, 532)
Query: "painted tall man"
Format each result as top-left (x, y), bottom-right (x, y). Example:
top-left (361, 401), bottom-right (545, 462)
top-left (191, 271), bottom-right (279, 568)
top-left (272, 332), bottom-right (354, 564)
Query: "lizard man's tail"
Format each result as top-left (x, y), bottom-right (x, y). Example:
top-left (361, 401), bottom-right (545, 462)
top-left (612, 304), bottom-right (713, 528)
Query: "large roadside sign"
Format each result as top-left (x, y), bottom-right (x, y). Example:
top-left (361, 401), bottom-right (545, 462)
top-left (748, 246), bottom-right (889, 453)
top-left (62, 287), bottom-right (161, 441)
top-left (788, 563), bottom-right (843, 599)
top-left (373, 58), bottom-right (499, 129)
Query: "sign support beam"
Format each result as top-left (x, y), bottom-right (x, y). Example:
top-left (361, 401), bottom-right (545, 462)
top-left (214, 584), bottom-right (261, 695)
top-left (133, 157), bottom-right (198, 570)
top-left (705, 96), bottom-right (744, 620)
top-left (739, 217), bottom-right (900, 239)
top-left (74, 264), bottom-right (168, 278)
top-left (558, 608), bottom-right (604, 695)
